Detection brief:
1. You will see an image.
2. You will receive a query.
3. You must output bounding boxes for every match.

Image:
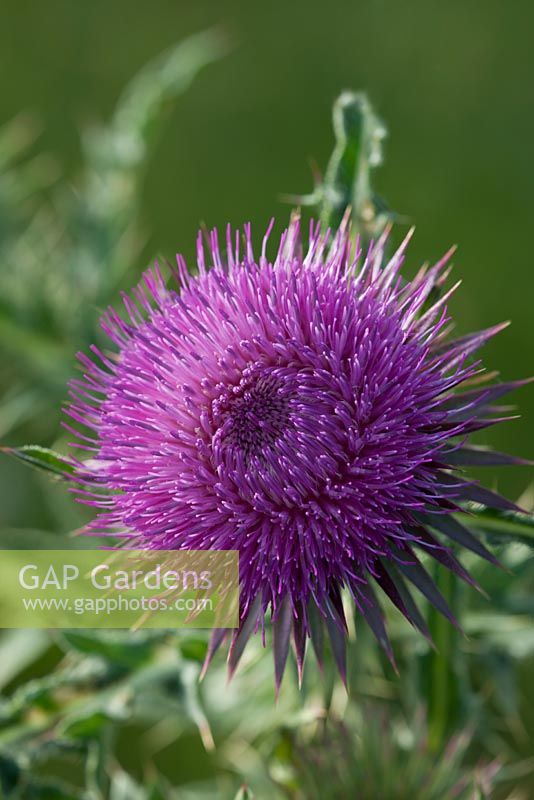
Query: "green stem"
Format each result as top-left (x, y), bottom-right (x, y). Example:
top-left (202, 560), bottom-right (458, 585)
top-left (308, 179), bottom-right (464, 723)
top-left (426, 564), bottom-right (459, 753)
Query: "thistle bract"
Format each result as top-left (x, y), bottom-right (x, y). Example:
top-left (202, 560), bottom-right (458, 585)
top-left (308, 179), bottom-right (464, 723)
top-left (67, 217), bottom-right (528, 688)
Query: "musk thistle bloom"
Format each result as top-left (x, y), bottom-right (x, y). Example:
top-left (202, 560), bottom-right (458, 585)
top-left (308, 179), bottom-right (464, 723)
top-left (67, 217), bottom-right (528, 689)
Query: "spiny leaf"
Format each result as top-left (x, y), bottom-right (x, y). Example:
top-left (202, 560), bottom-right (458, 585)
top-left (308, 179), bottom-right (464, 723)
top-left (292, 91), bottom-right (392, 247)
top-left (60, 709), bottom-right (121, 740)
top-left (60, 630), bottom-right (167, 667)
top-left (0, 445), bottom-right (76, 478)
top-left (465, 505), bottom-right (534, 548)
top-left (0, 630), bottom-right (50, 691)
top-left (320, 92), bottom-right (388, 240)
top-left (178, 636), bottom-right (208, 664)
top-left (113, 28), bottom-right (231, 151)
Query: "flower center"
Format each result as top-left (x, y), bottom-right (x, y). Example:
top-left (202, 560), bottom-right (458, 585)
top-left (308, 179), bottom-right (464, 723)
top-left (212, 370), bottom-right (291, 463)
top-left (209, 364), bottom-right (355, 513)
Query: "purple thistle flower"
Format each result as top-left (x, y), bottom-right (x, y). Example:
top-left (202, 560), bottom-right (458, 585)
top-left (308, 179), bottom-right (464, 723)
top-left (66, 216), bottom-right (530, 689)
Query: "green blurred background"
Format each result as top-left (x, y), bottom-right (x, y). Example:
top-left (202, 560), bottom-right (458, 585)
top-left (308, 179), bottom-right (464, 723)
top-left (0, 3), bottom-right (533, 796)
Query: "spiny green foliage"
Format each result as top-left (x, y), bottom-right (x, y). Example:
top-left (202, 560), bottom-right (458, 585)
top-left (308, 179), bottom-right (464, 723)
top-left (319, 91), bottom-right (389, 237)
top-left (293, 91), bottom-right (394, 249)
top-left (273, 711), bottom-right (501, 800)
top-left (0, 630), bottom-right (213, 799)
top-left (0, 446), bottom-right (76, 478)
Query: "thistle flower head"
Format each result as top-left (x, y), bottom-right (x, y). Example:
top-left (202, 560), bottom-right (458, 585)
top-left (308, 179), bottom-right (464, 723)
top-left (67, 216), bottom-right (527, 688)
